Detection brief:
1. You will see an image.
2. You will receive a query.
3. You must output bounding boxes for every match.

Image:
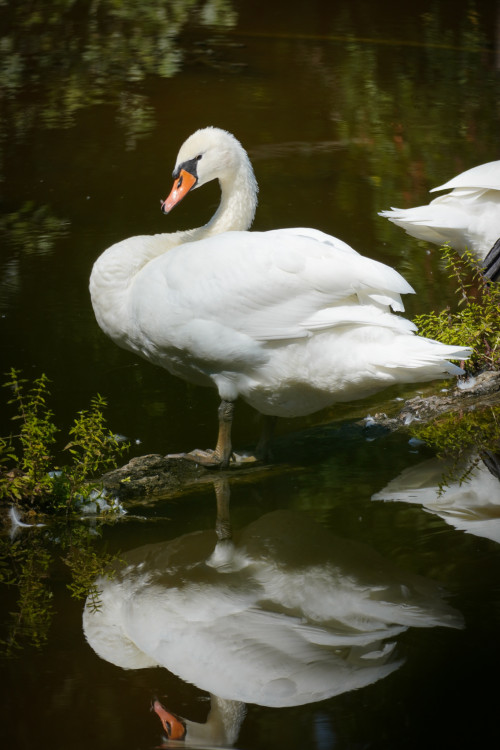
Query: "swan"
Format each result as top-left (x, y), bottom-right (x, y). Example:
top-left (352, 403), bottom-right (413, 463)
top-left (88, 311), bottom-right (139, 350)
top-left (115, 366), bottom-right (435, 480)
top-left (83, 486), bottom-right (463, 746)
top-left (90, 127), bottom-right (471, 467)
top-left (379, 160), bottom-right (500, 275)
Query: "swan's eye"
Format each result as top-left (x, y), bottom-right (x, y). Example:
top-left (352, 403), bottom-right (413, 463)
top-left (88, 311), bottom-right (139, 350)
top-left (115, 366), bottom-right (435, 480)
top-left (196, 154), bottom-right (202, 161)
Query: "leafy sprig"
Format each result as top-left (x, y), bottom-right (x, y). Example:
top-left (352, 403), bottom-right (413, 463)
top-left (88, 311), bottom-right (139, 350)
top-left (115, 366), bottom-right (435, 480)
top-left (413, 246), bottom-right (500, 373)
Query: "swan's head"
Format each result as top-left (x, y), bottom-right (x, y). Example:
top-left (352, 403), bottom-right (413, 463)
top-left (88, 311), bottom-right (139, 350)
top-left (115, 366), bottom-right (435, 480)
top-left (152, 695), bottom-right (245, 747)
top-left (152, 699), bottom-right (187, 742)
top-left (161, 127), bottom-right (253, 214)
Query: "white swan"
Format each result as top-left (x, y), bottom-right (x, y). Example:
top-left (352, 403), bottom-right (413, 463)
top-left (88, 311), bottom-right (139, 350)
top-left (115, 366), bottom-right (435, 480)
top-left (83, 502), bottom-right (463, 746)
top-left (90, 127), bottom-right (471, 466)
top-left (379, 160), bottom-right (500, 269)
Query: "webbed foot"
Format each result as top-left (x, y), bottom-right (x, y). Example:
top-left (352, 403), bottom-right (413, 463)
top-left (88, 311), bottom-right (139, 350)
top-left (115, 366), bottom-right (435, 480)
top-left (167, 448), bottom-right (260, 468)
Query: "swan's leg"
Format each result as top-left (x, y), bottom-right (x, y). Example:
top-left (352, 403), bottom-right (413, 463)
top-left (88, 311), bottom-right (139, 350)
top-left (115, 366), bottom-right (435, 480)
top-left (178, 404), bottom-right (275, 468)
top-left (214, 477), bottom-right (232, 540)
top-left (181, 399), bottom-right (234, 468)
top-left (213, 399), bottom-right (234, 467)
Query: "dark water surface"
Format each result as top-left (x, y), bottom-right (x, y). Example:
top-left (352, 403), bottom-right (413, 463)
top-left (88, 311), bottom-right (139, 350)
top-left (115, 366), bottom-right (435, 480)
top-left (1, 1), bottom-right (500, 749)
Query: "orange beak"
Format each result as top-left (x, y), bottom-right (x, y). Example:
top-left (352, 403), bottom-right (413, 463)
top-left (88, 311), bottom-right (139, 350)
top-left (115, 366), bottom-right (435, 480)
top-left (152, 699), bottom-right (186, 741)
top-left (161, 169), bottom-right (197, 214)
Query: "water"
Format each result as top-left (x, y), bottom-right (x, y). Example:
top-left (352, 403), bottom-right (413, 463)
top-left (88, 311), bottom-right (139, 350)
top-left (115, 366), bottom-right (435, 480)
top-left (1, 1), bottom-right (500, 748)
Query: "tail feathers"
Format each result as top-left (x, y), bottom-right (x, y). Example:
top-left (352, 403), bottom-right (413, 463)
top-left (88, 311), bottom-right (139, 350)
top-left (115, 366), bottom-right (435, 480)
top-left (382, 338), bottom-right (472, 379)
top-left (413, 339), bottom-right (472, 377)
top-left (378, 206), bottom-right (465, 247)
top-left (378, 207), bottom-right (441, 242)
top-left (381, 208), bottom-right (499, 275)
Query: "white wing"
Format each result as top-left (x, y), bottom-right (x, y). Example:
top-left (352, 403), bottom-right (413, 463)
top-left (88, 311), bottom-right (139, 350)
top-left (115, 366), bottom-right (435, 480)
top-left (134, 228), bottom-right (414, 349)
top-left (430, 160), bottom-right (500, 192)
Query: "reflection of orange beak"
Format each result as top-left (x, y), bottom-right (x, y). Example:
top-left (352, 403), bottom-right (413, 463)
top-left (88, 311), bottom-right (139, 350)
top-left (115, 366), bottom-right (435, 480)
top-left (152, 699), bottom-right (186, 741)
top-left (161, 169), bottom-right (197, 214)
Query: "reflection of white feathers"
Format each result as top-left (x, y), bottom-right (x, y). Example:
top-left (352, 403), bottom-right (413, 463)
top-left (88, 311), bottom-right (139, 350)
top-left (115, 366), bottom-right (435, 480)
top-left (373, 454), bottom-right (500, 543)
top-left (83, 510), bottom-right (462, 745)
top-left (380, 160), bottom-right (500, 261)
top-left (9, 506), bottom-right (45, 538)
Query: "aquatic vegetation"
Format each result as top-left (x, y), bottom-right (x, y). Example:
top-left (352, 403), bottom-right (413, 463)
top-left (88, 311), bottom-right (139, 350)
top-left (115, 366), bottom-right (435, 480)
top-left (1, 371), bottom-right (58, 505)
top-left (0, 202), bottom-right (70, 256)
top-left (413, 246), bottom-right (500, 374)
top-left (0, 535), bottom-right (53, 655)
top-left (410, 245), bottom-right (500, 487)
top-left (0, 369), bottom-right (129, 515)
top-left (410, 402), bottom-right (500, 495)
top-left (0, 524), bottom-right (119, 655)
top-left (411, 403), bottom-right (499, 459)
top-left (61, 525), bottom-right (119, 613)
top-left (0, 371), bottom-right (128, 652)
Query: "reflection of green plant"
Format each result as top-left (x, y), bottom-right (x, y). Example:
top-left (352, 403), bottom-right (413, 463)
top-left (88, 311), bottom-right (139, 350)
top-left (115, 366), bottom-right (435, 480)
top-left (412, 405), bottom-right (500, 460)
top-left (0, 202), bottom-right (69, 255)
top-left (1, 369), bottom-right (129, 514)
top-left (1, 0), bottom-right (238, 141)
top-left (62, 527), bottom-right (117, 613)
top-left (0, 524), bottom-right (121, 655)
top-left (413, 247), bottom-right (500, 374)
top-left (410, 405), bottom-right (500, 493)
top-left (0, 536), bottom-right (53, 655)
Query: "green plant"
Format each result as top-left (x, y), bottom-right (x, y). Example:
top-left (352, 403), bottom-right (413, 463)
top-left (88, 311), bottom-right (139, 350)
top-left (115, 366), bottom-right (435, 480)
top-left (2, 370), bottom-right (59, 504)
top-left (1, 369), bottom-right (129, 514)
top-left (0, 436), bottom-right (18, 486)
top-left (413, 246), bottom-right (500, 374)
top-left (0, 371), bottom-right (129, 652)
top-left (60, 393), bottom-right (129, 508)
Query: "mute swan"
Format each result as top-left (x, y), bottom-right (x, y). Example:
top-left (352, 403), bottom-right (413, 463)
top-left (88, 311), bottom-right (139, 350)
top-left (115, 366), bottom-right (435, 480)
top-left (83, 493), bottom-right (463, 746)
top-left (379, 160), bottom-right (500, 275)
top-left (90, 127), bottom-right (471, 466)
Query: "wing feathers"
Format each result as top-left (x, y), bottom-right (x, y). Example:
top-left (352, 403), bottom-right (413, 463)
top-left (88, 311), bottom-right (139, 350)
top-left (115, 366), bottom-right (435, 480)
top-left (153, 229), bottom-right (414, 343)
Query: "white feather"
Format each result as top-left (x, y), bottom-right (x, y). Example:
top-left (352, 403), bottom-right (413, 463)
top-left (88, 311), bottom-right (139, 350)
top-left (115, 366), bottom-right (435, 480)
top-left (380, 160), bottom-right (500, 259)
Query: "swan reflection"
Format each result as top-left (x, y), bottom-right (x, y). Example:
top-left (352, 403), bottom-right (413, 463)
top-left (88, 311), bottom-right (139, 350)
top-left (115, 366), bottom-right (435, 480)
top-left (373, 452), bottom-right (500, 543)
top-left (83, 481), bottom-right (462, 747)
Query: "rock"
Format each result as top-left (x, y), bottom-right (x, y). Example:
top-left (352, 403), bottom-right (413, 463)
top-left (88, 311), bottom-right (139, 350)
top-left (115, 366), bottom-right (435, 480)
top-left (100, 454), bottom-right (207, 501)
top-left (371, 370), bottom-right (500, 431)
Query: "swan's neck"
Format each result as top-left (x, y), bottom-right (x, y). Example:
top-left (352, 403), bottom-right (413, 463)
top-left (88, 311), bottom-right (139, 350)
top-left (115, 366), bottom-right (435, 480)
top-left (203, 153), bottom-right (258, 237)
top-left (90, 149), bottom-right (258, 346)
top-left (186, 696), bottom-right (246, 746)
